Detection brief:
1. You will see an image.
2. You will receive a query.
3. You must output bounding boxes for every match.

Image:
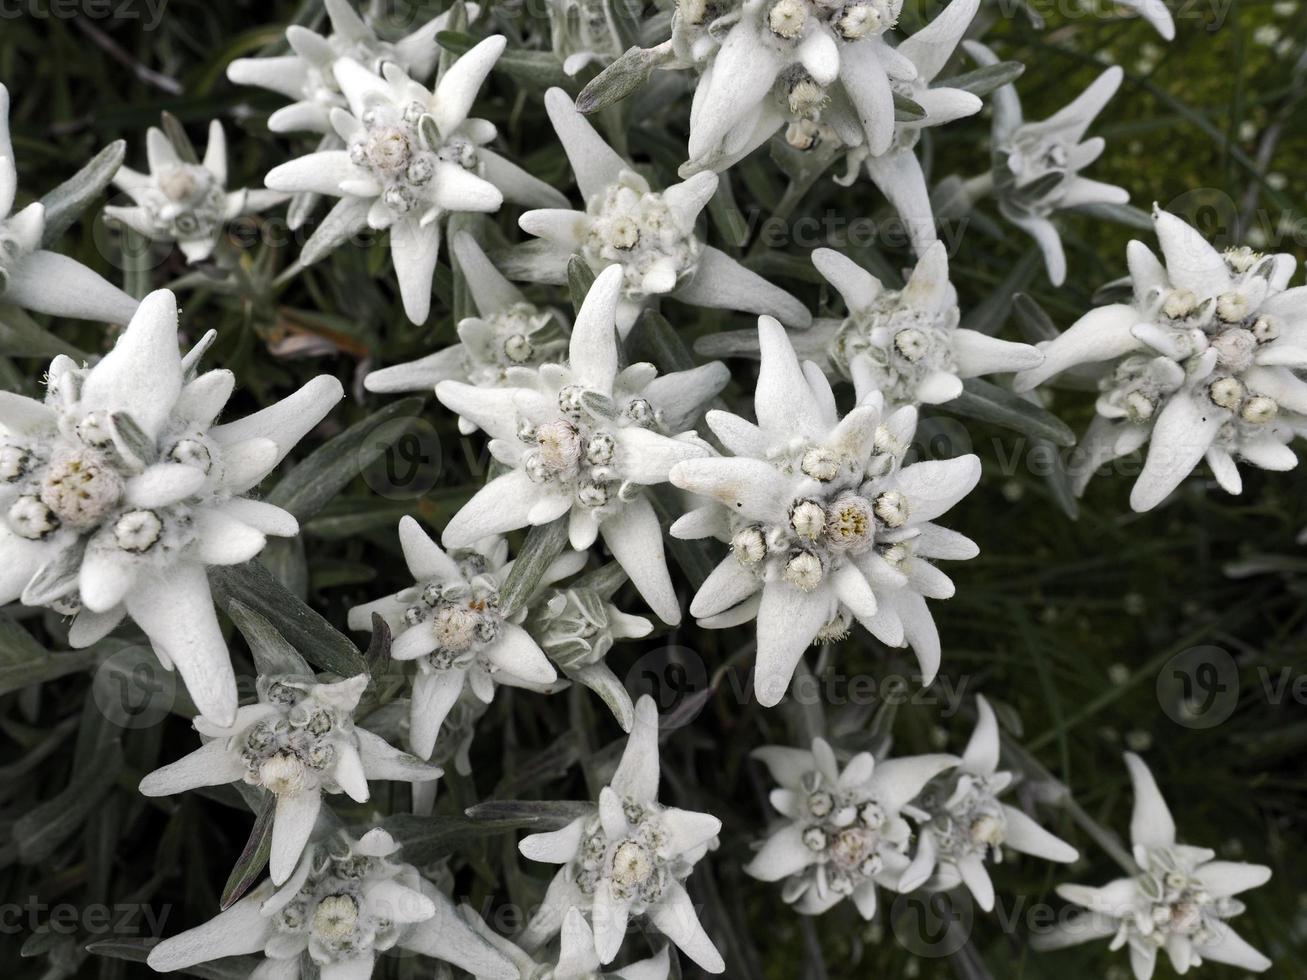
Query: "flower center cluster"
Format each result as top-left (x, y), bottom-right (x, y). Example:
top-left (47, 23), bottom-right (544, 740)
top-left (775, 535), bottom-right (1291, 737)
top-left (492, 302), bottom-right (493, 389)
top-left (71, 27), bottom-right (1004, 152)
top-left (830, 291), bottom-right (961, 403)
top-left (1000, 133), bottom-right (1073, 216)
top-left (582, 174), bottom-right (703, 298)
top-left (917, 772), bottom-right (1009, 864)
top-left (797, 773), bottom-right (898, 896)
top-left (535, 586), bottom-right (617, 668)
top-left (348, 101), bottom-right (476, 216)
top-left (462, 303), bottom-right (567, 388)
top-left (1124, 850), bottom-right (1246, 951)
top-left (142, 164), bottom-right (227, 242)
top-left (401, 555), bottom-right (503, 672)
top-left (576, 798), bottom-right (675, 909)
top-left (239, 679), bottom-right (357, 796)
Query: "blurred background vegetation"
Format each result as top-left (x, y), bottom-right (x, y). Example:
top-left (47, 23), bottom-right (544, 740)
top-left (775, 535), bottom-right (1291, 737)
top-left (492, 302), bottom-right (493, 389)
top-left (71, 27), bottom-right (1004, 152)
top-left (0, 0), bottom-right (1304, 978)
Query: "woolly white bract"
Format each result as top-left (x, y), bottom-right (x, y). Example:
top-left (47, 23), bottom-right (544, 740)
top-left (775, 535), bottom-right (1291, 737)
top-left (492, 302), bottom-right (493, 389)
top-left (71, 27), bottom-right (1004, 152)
top-left (517, 696), bottom-right (726, 972)
top-left (106, 121), bottom-right (286, 264)
top-left (746, 736), bottom-right (957, 918)
top-left (1015, 207), bottom-right (1307, 511)
top-left (0, 84), bottom-right (138, 325)
top-left (1031, 753), bottom-right (1272, 978)
top-left (670, 316), bottom-right (981, 705)
top-left (435, 264), bottom-right (725, 625)
top-left (0, 290), bottom-right (341, 726)
top-left (139, 671), bottom-right (439, 883)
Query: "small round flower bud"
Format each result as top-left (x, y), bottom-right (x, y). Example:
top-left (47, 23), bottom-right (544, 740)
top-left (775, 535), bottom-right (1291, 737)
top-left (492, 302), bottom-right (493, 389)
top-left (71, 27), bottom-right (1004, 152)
top-left (859, 802), bottom-right (884, 829)
top-left (367, 129), bottom-right (411, 172)
top-left (421, 583), bottom-right (443, 606)
top-left (1207, 376), bottom-right (1244, 410)
top-left (731, 526), bottom-right (767, 565)
top-left (1215, 291), bottom-right (1249, 323)
top-left (1124, 390), bottom-right (1156, 422)
top-left (0, 445), bottom-right (30, 482)
top-left (76, 411), bottom-right (114, 447)
top-left (170, 438), bottom-right (211, 471)
top-left (784, 551), bottom-right (823, 591)
top-left (767, 0), bottom-right (808, 38)
top-left (970, 814), bottom-right (1005, 847)
top-left (801, 447), bottom-right (839, 481)
top-left (1251, 315), bottom-right (1279, 343)
top-left (1240, 395), bottom-right (1277, 424)
top-left (503, 334), bottom-right (533, 363)
top-left (306, 741), bottom-right (336, 769)
top-left (534, 419), bottom-right (584, 473)
top-left (607, 217), bottom-right (640, 251)
top-left (348, 141), bottom-right (369, 167)
top-left (623, 398), bottom-right (655, 426)
top-left (586, 431), bottom-right (616, 465)
top-left (808, 790), bottom-right (834, 818)
top-left (312, 894), bottom-right (360, 943)
top-left (789, 499), bottom-right (826, 540)
top-left (403, 605), bottom-right (426, 626)
top-left (825, 492), bottom-right (875, 552)
top-left (893, 328), bottom-right (929, 363)
top-left (802, 826), bottom-right (828, 851)
top-left (402, 100), bottom-right (425, 124)
top-left (873, 490), bottom-right (909, 528)
top-left (8, 495), bottom-right (58, 539)
top-left (406, 155), bottom-right (434, 185)
top-left (1162, 289), bottom-right (1197, 320)
top-left (383, 185), bottom-right (414, 214)
top-left (524, 451), bottom-right (551, 484)
top-left (859, 854), bottom-right (884, 877)
top-left (787, 78), bottom-right (826, 116)
top-left (610, 839), bottom-right (655, 892)
top-left (113, 509), bottom-right (162, 553)
top-left (577, 482), bottom-right (610, 508)
top-left (558, 384), bottom-right (587, 416)
top-left (836, 3), bottom-right (879, 39)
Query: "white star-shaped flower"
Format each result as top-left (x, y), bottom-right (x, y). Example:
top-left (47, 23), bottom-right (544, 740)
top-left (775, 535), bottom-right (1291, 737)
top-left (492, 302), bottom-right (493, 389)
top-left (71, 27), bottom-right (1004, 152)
top-left (0, 289), bottom-right (342, 726)
top-left (670, 316), bottom-right (981, 706)
top-left (746, 736), bottom-right (957, 918)
top-left (0, 84), bottom-right (137, 324)
top-left (962, 42), bottom-right (1128, 286)
top-left (347, 516), bottom-right (570, 759)
top-left (105, 121), bottom-right (286, 264)
top-left (363, 231), bottom-right (569, 434)
top-left (471, 905), bottom-right (673, 980)
top-left (698, 243), bottom-right (1042, 408)
top-left (227, 0), bottom-right (475, 135)
top-left (146, 827), bottom-right (517, 980)
top-left (140, 672), bottom-right (441, 884)
top-left (1031, 752), bottom-right (1271, 979)
top-left (518, 696), bottom-right (725, 973)
top-left (265, 39), bottom-right (567, 323)
top-left (898, 695), bottom-right (1078, 911)
top-left (1014, 206), bottom-right (1307, 511)
top-left (435, 264), bottom-right (726, 624)
top-left (508, 88), bottom-right (811, 334)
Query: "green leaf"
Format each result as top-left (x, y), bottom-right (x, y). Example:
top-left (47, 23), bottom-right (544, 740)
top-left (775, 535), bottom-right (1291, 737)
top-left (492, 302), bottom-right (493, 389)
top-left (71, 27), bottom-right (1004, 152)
top-left (945, 378), bottom-right (1077, 447)
top-left (226, 599), bottom-right (314, 678)
top-left (0, 613), bottom-right (97, 696)
top-left (936, 61), bottom-right (1025, 97)
top-left (39, 140), bottom-right (127, 246)
top-left (1073, 201), bottom-right (1154, 231)
top-left (0, 303), bottom-right (89, 360)
top-left (576, 46), bottom-right (658, 114)
top-left (463, 799), bottom-right (595, 829)
top-left (220, 791), bottom-right (274, 909)
top-left (111, 412), bottom-right (158, 467)
top-left (86, 939), bottom-right (259, 980)
top-left (1011, 292), bottom-right (1059, 344)
top-left (892, 92), bottom-right (926, 122)
top-left (499, 517), bottom-right (570, 619)
top-left (265, 396), bottom-right (426, 523)
top-left (375, 811), bottom-right (568, 865)
top-left (13, 739), bottom-right (124, 864)
top-left (209, 560), bottom-right (368, 678)
top-left (626, 309), bottom-right (695, 373)
top-left (706, 169), bottom-right (750, 249)
top-left (160, 111), bottom-right (200, 164)
top-left (958, 248), bottom-right (1041, 336)
top-left (436, 32), bottom-right (570, 87)
top-left (567, 255), bottom-right (596, 316)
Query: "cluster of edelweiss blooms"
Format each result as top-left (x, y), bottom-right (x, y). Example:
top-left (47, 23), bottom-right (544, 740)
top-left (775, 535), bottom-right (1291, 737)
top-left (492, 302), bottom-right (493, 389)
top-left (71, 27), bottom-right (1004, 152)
top-left (0, 0), bottom-right (1291, 976)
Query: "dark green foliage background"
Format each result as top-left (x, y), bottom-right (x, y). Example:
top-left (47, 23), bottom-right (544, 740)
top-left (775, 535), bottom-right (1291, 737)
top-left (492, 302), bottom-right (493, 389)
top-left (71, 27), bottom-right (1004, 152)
top-left (0, 1), bottom-right (1304, 978)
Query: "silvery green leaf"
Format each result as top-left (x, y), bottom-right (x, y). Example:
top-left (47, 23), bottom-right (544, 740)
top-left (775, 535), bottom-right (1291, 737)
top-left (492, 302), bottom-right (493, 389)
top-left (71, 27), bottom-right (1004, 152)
top-left (220, 791), bottom-right (274, 910)
top-left (499, 516), bottom-right (570, 618)
top-left (436, 31), bottom-right (570, 86)
top-left (418, 114), bottom-right (442, 154)
top-left (437, 0), bottom-right (470, 77)
top-left (288, 190), bottom-right (320, 230)
top-left (946, 378), bottom-right (1077, 447)
top-left (463, 799), bottom-right (595, 829)
top-left (571, 662), bottom-right (635, 732)
top-left (576, 46), bottom-right (659, 114)
top-left (936, 61), bottom-right (1025, 97)
top-left (580, 389), bottom-right (616, 420)
top-left (0, 303), bottom-right (88, 360)
top-left (226, 599), bottom-right (314, 679)
top-left (571, 587), bottom-right (608, 626)
top-left (160, 111), bottom-right (200, 165)
top-left (627, 309), bottom-right (695, 373)
top-left (1011, 293), bottom-right (1060, 344)
top-left (893, 92), bottom-right (926, 122)
top-left (707, 168), bottom-right (750, 248)
top-left (0, 613), bottom-right (96, 696)
top-left (39, 140), bottom-right (126, 247)
top-left (930, 175), bottom-right (973, 223)
top-left (266, 396), bottom-right (426, 523)
top-left (1073, 201), bottom-right (1154, 231)
top-left (20, 538), bottom-right (85, 608)
top-left (87, 939), bottom-right (259, 980)
top-left (209, 561), bottom-right (369, 678)
top-left (1092, 275), bottom-right (1135, 306)
top-left (111, 411), bottom-right (157, 468)
top-left (1012, 171), bottom-right (1065, 205)
top-left (609, 0), bottom-right (645, 50)
top-left (1038, 434), bottom-right (1080, 520)
top-left (958, 249), bottom-right (1040, 336)
top-left (573, 560), bottom-right (628, 600)
top-left (568, 255), bottom-right (596, 315)
top-left (14, 739), bottom-right (123, 864)
top-left (376, 811), bottom-right (560, 864)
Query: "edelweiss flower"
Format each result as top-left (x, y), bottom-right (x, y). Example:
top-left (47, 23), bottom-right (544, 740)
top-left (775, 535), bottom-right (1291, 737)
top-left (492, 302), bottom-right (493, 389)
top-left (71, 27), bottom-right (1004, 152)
top-left (0, 290), bottom-right (341, 726)
top-left (962, 42), bottom-right (1128, 286)
top-left (105, 121), bottom-right (285, 263)
top-left (347, 516), bottom-right (570, 759)
top-left (363, 232), bottom-right (569, 434)
top-left (509, 88), bottom-right (810, 334)
top-left (698, 244), bottom-right (1041, 408)
top-left (140, 672), bottom-right (441, 883)
top-left (680, 0), bottom-right (978, 178)
top-left (435, 265), bottom-right (726, 624)
top-left (670, 317), bottom-right (981, 705)
top-left (472, 906), bottom-right (672, 980)
top-left (518, 696), bottom-right (725, 972)
top-left (531, 568), bottom-right (655, 730)
top-left (265, 39), bottom-right (567, 323)
top-left (0, 84), bottom-right (137, 324)
top-left (227, 0), bottom-right (471, 135)
top-left (147, 827), bottom-right (517, 980)
top-left (830, 0), bottom-right (983, 254)
top-left (1032, 753), bottom-right (1271, 978)
top-left (898, 695), bottom-right (1078, 911)
top-left (746, 736), bottom-right (957, 918)
top-left (1014, 207), bottom-right (1307, 511)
